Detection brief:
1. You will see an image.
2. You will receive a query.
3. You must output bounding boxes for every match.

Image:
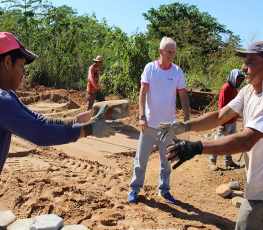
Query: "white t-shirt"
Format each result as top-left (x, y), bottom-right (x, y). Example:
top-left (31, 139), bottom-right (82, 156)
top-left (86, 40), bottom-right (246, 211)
top-left (141, 60), bottom-right (186, 128)
top-left (228, 84), bottom-right (263, 200)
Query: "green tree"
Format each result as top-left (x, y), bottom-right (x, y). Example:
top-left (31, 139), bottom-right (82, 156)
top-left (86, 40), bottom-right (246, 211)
top-left (142, 2), bottom-right (243, 90)
top-left (1, 0), bottom-right (45, 46)
top-left (143, 2), bottom-right (241, 54)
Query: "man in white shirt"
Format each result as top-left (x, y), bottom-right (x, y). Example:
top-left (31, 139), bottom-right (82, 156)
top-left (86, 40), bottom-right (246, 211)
top-left (127, 36), bottom-right (190, 204)
top-left (157, 41), bottom-right (263, 230)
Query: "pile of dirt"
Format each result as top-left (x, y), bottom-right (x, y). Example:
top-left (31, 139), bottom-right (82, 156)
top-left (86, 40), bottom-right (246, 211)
top-left (0, 79), bottom-right (247, 230)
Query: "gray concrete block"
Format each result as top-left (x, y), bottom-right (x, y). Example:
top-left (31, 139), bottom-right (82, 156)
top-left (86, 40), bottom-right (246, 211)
top-left (62, 225), bottom-right (91, 230)
top-left (29, 214), bottom-right (63, 230)
top-left (93, 100), bottom-right (130, 120)
top-left (216, 184), bottom-right (232, 197)
top-left (7, 218), bottom-right (33, 230)
top-left (232, 197), bottom-right (245, 208)
top-left (231, 190), bottom-right (244, 198)
top-left (0, 210), bottom-right (16, 229)
top-left (229, 181), bottom-right (241, 190)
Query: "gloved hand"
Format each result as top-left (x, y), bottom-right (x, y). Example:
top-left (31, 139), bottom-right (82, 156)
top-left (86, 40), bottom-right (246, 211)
top-left (83, 104), bottom-right (124, 138)
top-left (157, 120), bottom-right (191, 142)
top-left (166, 138), bottom-right (202, 170)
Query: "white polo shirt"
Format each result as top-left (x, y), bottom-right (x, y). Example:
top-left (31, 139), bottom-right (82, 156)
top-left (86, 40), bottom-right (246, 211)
top-left (228, 84), bottom-right (263, 200)
top-left (141, 60), bottom-right (186, 128)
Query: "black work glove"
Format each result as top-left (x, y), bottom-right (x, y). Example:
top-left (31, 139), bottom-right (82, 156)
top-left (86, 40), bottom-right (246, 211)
top-left (166, 138), bottom-right (203, 170)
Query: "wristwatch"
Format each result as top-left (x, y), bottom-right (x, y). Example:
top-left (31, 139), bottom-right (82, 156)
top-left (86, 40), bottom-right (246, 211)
top-left (139, 115), bottom-right (146, 120)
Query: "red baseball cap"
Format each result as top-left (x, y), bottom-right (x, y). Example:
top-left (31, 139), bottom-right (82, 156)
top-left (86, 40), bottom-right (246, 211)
top-left (0, 32), bottom-right (37, 64)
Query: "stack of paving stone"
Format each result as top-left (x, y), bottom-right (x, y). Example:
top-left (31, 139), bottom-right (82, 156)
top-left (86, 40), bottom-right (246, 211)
top-left (216, 181), bottom-right (245, 208)
top-left (0, 211), bottom-right (90, 230)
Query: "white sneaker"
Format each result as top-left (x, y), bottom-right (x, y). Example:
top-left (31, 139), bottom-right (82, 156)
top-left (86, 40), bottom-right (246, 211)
top-left (210, 162), bottom-right (218, 171)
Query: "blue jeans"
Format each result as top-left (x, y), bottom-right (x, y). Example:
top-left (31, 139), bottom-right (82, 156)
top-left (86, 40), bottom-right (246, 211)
top-left (235, 199), bottom-right (263, 230)
top-left (130, 126), bottom-right (173, 194)
top-left (210, 121), bottom-right (237, 164)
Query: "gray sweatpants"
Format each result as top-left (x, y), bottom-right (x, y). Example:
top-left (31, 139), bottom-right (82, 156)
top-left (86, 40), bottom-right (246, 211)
top-left (235, 199), bottom-right (263, 230)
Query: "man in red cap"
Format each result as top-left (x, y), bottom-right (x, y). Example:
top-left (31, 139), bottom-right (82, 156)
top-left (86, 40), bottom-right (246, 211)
top-left (158, 41), bottom-right (263, 230)
top-left (0, 32), bottom-right (124, 174)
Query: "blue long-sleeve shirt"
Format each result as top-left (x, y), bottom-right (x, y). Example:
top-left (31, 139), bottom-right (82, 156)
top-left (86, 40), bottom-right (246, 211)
top-left (0, 88), bottom-right (81, 174)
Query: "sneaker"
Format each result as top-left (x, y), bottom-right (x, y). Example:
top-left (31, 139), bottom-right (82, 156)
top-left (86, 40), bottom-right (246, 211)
top-left (158, 192), bottom-right (176, 204)
top-left (127, 191), bottom-right (138, 203)
top-left (210, 162), bottom-right (218, 171)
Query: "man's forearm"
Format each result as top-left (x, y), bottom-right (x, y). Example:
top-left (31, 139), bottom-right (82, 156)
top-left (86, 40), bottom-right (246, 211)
top-left (139, 92), bottom-right (146, 115)
top-left (190, 106), bottom-right (238, 131)
top-left (41, 116), bottom-right (66, 125)
top-left (190, 111), bottom-right (221, 131)
top-left (181, 93), bottom-right (190, 121)
top-left (202, 127), bottom-right (261, 155)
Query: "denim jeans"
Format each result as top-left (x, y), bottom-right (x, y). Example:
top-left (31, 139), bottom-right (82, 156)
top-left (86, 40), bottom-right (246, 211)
top-left (130, 126), bottom-right (173, 194)
top-left (235, 199), bottom-right (263, 230)
top-left (210, 121), bottom-right (237, 164)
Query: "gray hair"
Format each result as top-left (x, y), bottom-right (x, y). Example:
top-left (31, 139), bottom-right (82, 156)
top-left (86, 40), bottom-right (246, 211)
top-left (160, 36), bottom-right (176, 50)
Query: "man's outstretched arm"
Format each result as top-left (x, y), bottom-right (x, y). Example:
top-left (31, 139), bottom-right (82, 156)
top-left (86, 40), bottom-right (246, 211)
top-left (201, 127), bottom-right (262, 155)
top-left (158, 105), bottom-right (239, 142)
top-left (166, 127), bottom-right (263, 169)
top-left (178, 89), bottom-right (190, 121)
top-left (190, 105), bottom-right (238, 131)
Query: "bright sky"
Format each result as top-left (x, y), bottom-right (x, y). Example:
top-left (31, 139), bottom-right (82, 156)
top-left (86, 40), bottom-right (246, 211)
top-left (2, 0), bottom-right (262, 48)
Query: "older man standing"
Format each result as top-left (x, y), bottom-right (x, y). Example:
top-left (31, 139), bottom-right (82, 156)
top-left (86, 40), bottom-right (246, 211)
top-left (158, 41), bottom-right (263, 229)
top-left (86, 55), bottom-right (105, 111)
top-left (127, 36), bottom-right (190, 204)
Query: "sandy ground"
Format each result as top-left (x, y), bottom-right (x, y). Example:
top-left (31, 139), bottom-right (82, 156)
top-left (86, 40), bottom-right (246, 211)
top-left (0, 81), bottom-right (247, 230)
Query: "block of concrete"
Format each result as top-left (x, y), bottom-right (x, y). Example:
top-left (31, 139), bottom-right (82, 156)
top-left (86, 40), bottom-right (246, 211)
top-left (232, 197), bottom-right (245, 208)
top-left (93, 100), bottom-right (129, 120)
top-left (216, 184), bottom-right (232, 197)
top-left (29, 214), bottom-right (63, 230)
top-left (62, 225), bottom-right (90, 230)
top-left (231, 190), bottom-right (244, 198)
top-left (0, 210), bottom-right (16, 228)
top-left (8, 218), bottom-right (33, 230)
top-left (229, 181), bottom-right (241, 190)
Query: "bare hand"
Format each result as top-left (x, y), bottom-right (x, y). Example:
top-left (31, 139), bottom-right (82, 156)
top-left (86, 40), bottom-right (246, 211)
top-left (139, 117), bottom-right (148, 135)
top-left (166, 145), bottom-right (179, 163)
top-left (75, 109), bottom-right (94, 124)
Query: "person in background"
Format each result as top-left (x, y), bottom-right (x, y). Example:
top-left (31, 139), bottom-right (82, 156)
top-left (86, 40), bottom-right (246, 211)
top-left (86, 55), bottom-right (105, 111)
top-left (210, 69), bottom-right (245, 171)
top-left (158, 41), bottom-right (263, 230)
top-left (127, 36), bottom-right (190, 204)
top-left (0, 32), bottom-right (124, 175)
